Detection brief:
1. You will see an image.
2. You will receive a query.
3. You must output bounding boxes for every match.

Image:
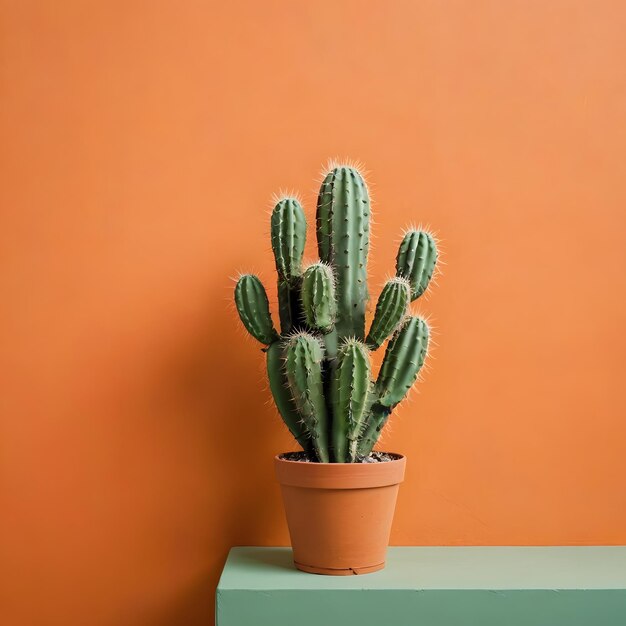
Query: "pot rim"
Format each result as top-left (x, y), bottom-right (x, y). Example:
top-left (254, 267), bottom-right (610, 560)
top-left (274, 452), bottom-right (406, 489)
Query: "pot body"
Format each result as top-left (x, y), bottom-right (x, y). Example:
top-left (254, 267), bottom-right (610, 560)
top-left (274, 454), bottom-right (406, 575)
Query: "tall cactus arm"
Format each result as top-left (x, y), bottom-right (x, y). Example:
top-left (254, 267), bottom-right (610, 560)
top-left (330, 339), bottom-right (372, 462)
top-left (234, 274), bottom-right (278, 344)
top-left (316, 171), bottom-right (335, 261)
top-left (284, 333), bottom-right (330, 463)
top-left (301, 262), bottom-right (337, 333)
top-left (271, 198), bottom-right (307, 335)
top-left (395, 230), bottom-right (438, 301)
top-left (316, 166), bottom-right (371, 340)
top-left (271, 198), bottom-right (306, 281)
top-left (358, 316), bottom-right (429, 455)
top-left (266, 342), bottom-right (313, 455)
top-left (366, 277), bottom-right (411, 350)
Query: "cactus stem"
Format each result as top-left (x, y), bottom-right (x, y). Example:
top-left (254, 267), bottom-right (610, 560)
top-left (235, 162), bottom-right (438, 462)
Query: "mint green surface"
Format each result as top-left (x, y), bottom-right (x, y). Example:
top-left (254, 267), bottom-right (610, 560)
top-left (216, 547), bottom-right (626, 626)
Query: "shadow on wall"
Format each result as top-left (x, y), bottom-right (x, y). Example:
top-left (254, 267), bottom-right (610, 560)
top-left (152, 574), bottom-right (216, 626)
top-left (143, 274), bottom-right (288, 626)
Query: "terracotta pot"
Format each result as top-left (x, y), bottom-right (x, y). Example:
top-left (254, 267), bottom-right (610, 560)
top-left (274, 453), bottom-right (406, 575)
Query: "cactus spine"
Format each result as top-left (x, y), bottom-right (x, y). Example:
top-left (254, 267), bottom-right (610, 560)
top-left (234, 165), bottom-right (439, 462)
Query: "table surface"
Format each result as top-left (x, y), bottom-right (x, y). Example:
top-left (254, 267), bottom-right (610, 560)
top-left (218, 546), bottom-right (626, 591)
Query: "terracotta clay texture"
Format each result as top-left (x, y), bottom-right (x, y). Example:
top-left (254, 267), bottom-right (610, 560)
top-left (274, 454), bottom-right (406, 575)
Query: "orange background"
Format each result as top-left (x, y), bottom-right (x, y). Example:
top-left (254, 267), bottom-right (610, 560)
top-left (2, 1), bottom-right (626, 624)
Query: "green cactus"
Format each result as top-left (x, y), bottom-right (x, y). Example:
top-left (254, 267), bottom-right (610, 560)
top-left (316, 166), bottom-right (370, 341)
top-left (277, 279), bottom-right (297, 335)
top-left (266, 342), bottom-right (313, 455)
top-left (358, 316), bottom-right (430, 455)
top-left (366, 277), bottom-right (411, 350)
top-left (234, 274), bottom-right (278, 344)
top-left (396, 229), bottom-right (438, 300)
top-left (271, 198), bottom-right (307, 334)
top-left (330, 339), bottom-right (372, 462)
top-left (233, 165), bottom-right (439, 462)
top-left (271, 198), bottom-right (306, 281)
top-left (284, 333), bottom-right (330, 463)
top-left (376, 316), bottom-right (429, 407)
top-left (301, 262), bottom-right (337, 333)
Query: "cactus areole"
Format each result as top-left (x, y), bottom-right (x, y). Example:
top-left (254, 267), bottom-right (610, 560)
top-left (234, 164), bottom-right (438, 463)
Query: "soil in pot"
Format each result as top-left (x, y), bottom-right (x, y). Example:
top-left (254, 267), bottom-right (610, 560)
top-left (280, 451), bottom-right (400, 464)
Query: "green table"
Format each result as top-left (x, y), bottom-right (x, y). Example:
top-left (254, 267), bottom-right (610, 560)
top-left (216, 546), bottom-right (626, 625)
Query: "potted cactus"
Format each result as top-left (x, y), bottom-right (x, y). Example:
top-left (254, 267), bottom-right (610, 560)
top-left (234, 163), bottom-right (438, 575)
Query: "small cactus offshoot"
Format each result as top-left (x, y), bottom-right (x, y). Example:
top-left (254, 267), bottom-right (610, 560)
top-left (234, 166), bottom-right (439, 462)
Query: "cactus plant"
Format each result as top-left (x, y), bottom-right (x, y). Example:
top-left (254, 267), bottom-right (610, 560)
top-left (234, 164), bottom-right (438, 462)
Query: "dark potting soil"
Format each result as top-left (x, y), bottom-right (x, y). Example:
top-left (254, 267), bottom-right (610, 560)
top-left (280, 451), bottom-right (401, 464)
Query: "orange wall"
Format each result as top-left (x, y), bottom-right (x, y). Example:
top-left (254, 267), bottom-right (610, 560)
top-left (2, 1), bottom-right (625, 624)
